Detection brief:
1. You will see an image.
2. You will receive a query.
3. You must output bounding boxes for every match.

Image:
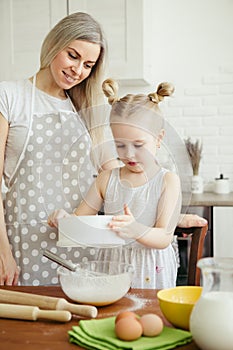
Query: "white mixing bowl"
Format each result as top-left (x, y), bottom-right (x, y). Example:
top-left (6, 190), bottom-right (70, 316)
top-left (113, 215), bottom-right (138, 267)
top-left (58, 260), bottom-right (134, 306)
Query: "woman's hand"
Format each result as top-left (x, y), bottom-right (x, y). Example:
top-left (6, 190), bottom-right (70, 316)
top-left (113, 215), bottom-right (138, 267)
top-left (0, 250), bottom-right (20, 285)
top-left (47, 209), bottom-right (71, 228)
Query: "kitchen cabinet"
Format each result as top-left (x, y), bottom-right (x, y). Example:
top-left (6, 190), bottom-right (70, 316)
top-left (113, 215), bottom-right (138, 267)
top-left (0, 0), bottom-right (66, 80)
top-left (213, 206), bottom-right (233, 258)
top-left (68, 0), bottom-right (152, 85)
top-left (0, 0), bottom-right (152, 85)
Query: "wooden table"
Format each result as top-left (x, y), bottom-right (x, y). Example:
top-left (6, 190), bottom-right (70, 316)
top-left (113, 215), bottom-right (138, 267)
top-left (0, 286), bottom-right (200, 350)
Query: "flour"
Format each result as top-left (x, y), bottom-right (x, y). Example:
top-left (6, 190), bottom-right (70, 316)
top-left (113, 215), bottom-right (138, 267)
top-left (126, 293), bottom-right (152, 312)
top-left (59, 271), bottom-right (132, 305)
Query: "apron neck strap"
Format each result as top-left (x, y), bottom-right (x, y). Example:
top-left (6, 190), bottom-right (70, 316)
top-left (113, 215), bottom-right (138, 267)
top-left (31, 75), bottom-right (36, 118)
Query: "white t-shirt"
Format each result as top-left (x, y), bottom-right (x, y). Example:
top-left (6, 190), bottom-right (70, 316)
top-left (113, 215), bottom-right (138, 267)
top-left (0, 79), bottom-right (74, 188)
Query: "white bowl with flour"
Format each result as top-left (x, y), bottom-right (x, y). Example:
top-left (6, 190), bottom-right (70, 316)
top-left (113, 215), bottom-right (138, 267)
top-left (58, 260), bottom-right (134, 306)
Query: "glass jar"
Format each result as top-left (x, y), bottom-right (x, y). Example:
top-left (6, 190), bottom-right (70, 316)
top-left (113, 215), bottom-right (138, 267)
top-left (190, 257), bottom-right (233, 350)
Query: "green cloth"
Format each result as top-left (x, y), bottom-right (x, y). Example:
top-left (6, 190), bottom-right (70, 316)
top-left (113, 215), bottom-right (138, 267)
top-left (68, 316), bottom-right (192, 350)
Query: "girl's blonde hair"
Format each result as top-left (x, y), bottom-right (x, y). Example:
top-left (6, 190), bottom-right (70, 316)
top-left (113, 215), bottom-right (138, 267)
top-left (102, 78), bottom-right (174, 131)
top-left (40, 12), bottom-right (107, 150)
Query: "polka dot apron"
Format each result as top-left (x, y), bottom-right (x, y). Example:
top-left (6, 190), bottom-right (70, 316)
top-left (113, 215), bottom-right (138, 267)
top-left (4, 78), bottom-right (97, 285)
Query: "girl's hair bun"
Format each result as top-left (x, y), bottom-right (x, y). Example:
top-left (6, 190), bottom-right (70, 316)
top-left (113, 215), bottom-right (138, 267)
top-left (148, 82), bottom-right (174, 104)
top-left (102, 78), bottom-right (119, 105)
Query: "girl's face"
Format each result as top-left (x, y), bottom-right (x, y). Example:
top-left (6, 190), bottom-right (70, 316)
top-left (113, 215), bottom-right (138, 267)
top-left (50, 40), bottom-right (101, 89)
top-left (111, 123), bottom-right (164, 173)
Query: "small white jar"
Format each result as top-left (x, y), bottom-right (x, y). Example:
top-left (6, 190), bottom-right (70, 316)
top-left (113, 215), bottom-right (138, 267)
top-left (214, 174), bottom-right (230, 194)
top-left (191, 175), bottom-right (204, 194)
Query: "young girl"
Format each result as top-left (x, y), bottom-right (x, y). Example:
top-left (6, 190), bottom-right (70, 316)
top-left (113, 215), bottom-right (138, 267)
top-left (48, 78), bottom-right (182, 289)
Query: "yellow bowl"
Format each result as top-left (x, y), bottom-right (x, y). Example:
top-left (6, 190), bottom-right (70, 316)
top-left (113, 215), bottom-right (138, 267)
top-left (157, 286), bottom-right (202, 330)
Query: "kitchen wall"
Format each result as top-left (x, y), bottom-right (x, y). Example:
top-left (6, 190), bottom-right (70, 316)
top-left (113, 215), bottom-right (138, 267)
top-left (118, 0), bottom-right (233, 192)
top-left (1, 0), bottom-right (233, 192)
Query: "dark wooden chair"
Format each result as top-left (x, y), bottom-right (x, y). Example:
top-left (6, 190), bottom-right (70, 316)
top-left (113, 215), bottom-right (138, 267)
top-left (174, 224), bottom-right (208, 286)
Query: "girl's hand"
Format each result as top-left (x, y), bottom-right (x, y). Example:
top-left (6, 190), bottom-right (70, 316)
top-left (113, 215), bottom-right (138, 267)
top-left (108, 204), bottom-right (141, 240)
top-left (178, 214), bottom-right (208, 228)
top-left (47, 209), bottom-right (71, 228)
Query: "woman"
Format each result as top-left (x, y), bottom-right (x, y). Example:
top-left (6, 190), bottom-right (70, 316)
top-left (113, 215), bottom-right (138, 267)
top-left (0, 12), bottom-right (117, 286)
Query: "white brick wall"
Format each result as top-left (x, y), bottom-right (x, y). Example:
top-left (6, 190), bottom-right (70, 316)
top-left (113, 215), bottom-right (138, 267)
top-left (167, 66), bottom-right (233, 192)
top-left (119, 0), bottom-right (233, 192)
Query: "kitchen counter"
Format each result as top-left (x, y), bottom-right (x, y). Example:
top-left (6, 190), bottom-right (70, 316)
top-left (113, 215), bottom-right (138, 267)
top-left (0, 286), bottom-right (199, 350)
top-left (183, 192), bottom-right (233, 207)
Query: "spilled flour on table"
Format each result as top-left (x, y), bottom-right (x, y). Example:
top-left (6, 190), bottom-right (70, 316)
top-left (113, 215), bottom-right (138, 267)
top-left (126, 293), bottom-right (153, 312)
top-left (102, 292), bottom-right (153, 317)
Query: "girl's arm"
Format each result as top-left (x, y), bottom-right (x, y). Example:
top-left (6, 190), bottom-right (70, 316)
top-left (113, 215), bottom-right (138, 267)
top-left (0, 113), bottom-right (20, 285)
top-left (177, 213), bottom-right (207, 228)
top-left (74, 169), bottom-right (111, 215)
top-left (48, 169), bottom-right (111, 227)
top-left (109, 172), bottom-right (181, 249)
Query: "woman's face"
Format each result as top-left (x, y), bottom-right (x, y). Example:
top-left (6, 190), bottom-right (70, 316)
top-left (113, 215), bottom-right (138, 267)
top-left (50, 40), bottom-right (101, 89)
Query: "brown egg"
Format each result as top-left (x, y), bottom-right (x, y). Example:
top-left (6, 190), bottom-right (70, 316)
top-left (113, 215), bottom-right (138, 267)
top-left (115, 311), bottom-right (138, 324)
top-left (139, 313), bottom-right (164, 337)
top-left (115, 317), bottom-right (143, 341)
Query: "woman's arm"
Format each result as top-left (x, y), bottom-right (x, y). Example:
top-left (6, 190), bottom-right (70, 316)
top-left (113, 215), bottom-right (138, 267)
top-left (0, 113), bottom-right (20, 285)
top-left (109, 172), bottom-right (181, 249)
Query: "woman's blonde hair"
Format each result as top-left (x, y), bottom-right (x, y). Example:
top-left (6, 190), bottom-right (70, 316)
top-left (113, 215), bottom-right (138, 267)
top-left (102, 78), bottom-right (174, 131)
top-left (40, 12), bottom-right (107, 150)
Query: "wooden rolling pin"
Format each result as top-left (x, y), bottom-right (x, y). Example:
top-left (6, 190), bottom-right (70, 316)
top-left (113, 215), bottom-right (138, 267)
top-left (0, 289), bottom-right (97, 318)
top-left (0, 303), bottom-right (71, 322)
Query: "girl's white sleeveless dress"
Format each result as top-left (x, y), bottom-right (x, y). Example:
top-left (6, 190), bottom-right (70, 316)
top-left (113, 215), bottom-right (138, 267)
top-left (97, 167), bottom-right (178, 289)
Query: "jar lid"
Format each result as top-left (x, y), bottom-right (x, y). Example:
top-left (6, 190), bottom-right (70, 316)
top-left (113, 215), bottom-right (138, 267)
top-left (215, 173), bottom-right (229, 180)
